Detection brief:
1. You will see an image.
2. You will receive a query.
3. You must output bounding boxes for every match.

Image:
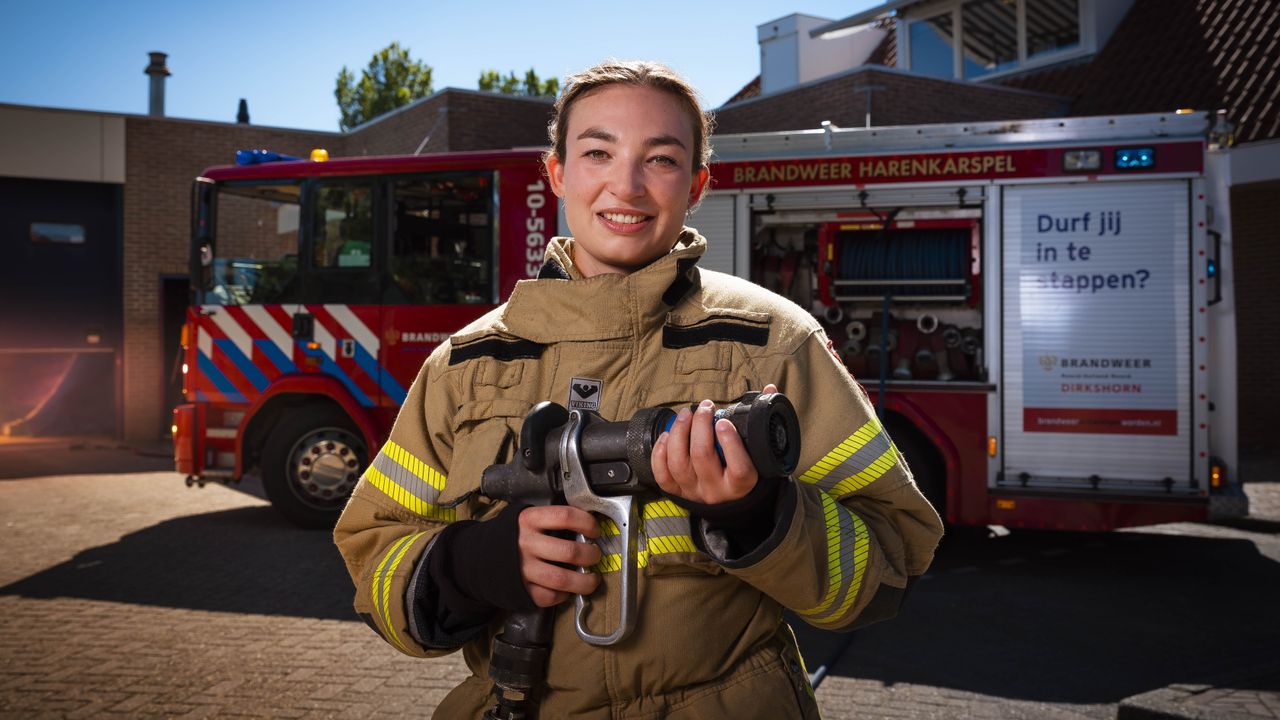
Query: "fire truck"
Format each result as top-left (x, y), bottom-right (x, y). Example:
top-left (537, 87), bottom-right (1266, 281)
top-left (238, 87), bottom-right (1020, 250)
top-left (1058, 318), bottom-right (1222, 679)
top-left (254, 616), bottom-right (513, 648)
top-left (174, 111), bottom-right (1245, 530)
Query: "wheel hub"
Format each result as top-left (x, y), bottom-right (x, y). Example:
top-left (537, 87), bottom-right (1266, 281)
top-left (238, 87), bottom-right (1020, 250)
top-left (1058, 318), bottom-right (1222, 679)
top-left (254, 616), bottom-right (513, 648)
top-left (289, 429), bottom-right (362, 505)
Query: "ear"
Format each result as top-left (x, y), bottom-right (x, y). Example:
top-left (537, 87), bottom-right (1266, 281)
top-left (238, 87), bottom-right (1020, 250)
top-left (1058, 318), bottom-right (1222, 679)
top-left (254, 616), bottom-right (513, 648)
top-left (546, 154), bottom-right (567, 198)
top-left (688, 166), bottom-right (710, 206)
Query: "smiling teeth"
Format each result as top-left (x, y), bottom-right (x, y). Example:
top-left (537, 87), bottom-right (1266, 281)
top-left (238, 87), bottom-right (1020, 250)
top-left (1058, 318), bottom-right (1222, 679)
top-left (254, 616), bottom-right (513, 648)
top-left (603, 212), bottom-right (646, 224)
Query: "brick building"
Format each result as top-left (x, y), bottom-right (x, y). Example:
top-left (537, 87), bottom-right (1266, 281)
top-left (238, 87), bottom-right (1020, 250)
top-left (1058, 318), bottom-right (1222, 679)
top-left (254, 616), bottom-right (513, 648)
top-left (0, 68), bottom-right (552, 442)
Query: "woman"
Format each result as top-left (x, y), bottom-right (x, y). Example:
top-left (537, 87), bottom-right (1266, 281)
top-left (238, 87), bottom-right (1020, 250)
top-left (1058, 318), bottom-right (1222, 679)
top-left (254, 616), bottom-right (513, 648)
top-left (334, 60), bottom-right (942, 719)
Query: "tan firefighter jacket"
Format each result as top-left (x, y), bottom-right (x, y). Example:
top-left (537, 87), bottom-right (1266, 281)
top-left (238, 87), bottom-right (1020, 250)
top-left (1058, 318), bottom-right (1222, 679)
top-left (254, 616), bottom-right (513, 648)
top-left (334, 230), bottom-right (943, 719)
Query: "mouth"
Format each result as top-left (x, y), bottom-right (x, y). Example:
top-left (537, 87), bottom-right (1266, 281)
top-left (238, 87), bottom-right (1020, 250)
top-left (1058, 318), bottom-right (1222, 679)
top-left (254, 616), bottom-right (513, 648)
top-left (597, 210), bottom-right (654, 232)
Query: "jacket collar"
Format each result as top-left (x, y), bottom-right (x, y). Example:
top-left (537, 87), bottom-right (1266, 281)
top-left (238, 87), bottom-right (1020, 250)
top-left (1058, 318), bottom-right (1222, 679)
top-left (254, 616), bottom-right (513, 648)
top-left (498, 229), bottom-right (705, 343)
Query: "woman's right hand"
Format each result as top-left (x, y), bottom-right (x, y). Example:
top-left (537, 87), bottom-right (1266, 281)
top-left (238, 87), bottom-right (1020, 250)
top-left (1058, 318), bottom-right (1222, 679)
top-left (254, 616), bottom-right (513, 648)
top-left (517, 506), bottom-right (602, 607)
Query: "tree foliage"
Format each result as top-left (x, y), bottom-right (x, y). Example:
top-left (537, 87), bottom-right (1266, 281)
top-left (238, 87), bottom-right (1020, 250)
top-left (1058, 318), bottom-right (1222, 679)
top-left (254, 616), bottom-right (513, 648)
top-left (478, 68), bottom-right (560, 97)
top-left (335, 43), bottom-right (434, 131)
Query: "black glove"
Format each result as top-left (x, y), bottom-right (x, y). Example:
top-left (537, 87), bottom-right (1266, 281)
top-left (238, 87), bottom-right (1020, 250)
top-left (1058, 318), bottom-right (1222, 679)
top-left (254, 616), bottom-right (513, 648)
top-left (422, 503), bottom-right (537, 635)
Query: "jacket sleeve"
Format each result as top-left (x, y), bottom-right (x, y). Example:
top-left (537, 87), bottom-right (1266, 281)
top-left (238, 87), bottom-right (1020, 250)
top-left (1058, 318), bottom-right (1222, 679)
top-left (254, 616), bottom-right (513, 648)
top-left (695, 329), bottom-right (944, 631)
top-left (333, 344), bottom-right (470, 658)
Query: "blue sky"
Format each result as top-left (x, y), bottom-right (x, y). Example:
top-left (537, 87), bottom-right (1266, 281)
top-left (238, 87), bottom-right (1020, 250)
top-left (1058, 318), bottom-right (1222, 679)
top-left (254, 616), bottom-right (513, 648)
top-left (0, 0), bottom-right (880, 132)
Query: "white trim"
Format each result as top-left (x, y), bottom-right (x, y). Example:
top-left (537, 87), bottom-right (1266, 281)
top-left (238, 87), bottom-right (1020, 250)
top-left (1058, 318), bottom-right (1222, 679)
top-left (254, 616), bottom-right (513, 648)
top-left (1229, 138), bottom-right (1280, 186)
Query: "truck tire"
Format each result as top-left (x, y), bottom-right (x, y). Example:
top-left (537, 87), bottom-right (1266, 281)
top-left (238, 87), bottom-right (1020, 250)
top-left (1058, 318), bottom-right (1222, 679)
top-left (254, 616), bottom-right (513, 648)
top-left (261, 407), bottom-right (366, 529)
top-left (886, 419), bottom-right (946, 520)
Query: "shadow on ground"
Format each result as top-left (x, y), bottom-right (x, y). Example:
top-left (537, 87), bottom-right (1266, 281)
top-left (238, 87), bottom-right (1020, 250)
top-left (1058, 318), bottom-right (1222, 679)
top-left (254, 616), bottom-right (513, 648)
top-left (792, 527), bottom-right (1280, 705)
top-left (0, 442), bottom-right (174, 480)
top-left (0, 505), bottom-right (356, 621)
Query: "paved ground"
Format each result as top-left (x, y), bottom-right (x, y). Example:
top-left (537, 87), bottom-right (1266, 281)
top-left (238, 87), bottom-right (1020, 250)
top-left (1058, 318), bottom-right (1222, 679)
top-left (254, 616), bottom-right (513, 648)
top-left (1, 442), bottom-right (1277, 719)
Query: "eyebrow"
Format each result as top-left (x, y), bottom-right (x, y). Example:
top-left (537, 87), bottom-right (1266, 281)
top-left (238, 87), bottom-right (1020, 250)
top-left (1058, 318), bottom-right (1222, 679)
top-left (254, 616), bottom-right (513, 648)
top-left (576, 127), bottom-right (687, 150)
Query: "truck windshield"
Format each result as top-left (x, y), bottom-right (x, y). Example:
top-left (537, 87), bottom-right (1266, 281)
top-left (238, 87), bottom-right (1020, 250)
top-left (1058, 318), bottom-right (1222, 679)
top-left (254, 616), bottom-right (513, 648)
top-left (203, 181), bottom-right (301, 305)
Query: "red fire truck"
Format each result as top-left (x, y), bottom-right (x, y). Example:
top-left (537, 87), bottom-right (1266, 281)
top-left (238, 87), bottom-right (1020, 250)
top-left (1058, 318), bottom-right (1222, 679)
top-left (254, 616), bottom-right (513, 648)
top-left (175, 111), bottom-right (1246, 530)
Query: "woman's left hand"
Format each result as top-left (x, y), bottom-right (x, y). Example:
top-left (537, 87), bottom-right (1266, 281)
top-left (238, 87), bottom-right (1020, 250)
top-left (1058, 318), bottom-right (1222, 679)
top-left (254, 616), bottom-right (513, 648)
top-left (651, 384), bottom-right (778, 504)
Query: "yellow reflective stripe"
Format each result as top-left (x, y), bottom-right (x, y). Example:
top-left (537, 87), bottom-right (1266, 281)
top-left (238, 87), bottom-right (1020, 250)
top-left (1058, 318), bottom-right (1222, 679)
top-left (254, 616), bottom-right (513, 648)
top-left (364, 465), bottom-right (457, 521)
top-left (646, 533), bottom-right (697, 555)
top-left (372, 532), bottom-right (424, 653)
top-left (797, 419), bottom-right (897, 496)
top-left (800, 492), bottom-right (844, 617)
top-left (384, 440), bottom-right (446, 491)
top-left (593, 501), bottom-right (694, 573)
top-left (594, 554), bottom-right (625, 573)
top-left (829, 516), bottom-right (870, 622)
top-left (799, 492), bottom-right (870, 626)
top-left (828, 445), bottom-right (898, 498)
top-left (642, 499), bottom-right (688, 519)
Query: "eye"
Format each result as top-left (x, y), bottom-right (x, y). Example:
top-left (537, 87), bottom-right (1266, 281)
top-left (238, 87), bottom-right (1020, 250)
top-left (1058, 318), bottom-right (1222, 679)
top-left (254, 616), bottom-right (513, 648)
top-left (583, 149), bottom-right (610, 161)
top-left (649, 155), bottom-right (679, 167)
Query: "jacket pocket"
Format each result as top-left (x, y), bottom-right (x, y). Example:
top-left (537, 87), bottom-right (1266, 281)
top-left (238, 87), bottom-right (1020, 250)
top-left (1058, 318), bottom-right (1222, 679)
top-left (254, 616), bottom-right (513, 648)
top-left (443, 397), bottom-right (534, 512)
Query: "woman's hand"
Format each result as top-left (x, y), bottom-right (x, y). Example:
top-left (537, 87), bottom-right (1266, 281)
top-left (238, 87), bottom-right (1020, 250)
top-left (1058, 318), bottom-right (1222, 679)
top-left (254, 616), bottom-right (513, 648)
top-left (517, 505), bottom-right (602, 607)
top-left (651, 384), bottom-right (778, 504)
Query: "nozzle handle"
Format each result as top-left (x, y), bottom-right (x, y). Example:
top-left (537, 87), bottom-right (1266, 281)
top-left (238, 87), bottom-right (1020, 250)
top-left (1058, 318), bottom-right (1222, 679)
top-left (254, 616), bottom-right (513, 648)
top-left (559, 410), bottom-right (638, 646)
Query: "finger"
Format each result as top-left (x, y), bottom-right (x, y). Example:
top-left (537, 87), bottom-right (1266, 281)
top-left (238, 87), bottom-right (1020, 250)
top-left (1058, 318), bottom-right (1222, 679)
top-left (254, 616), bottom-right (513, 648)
top-left (664, 406), bottom-right (695, 490)
top-left (763, 383), bottom-right (778, 394)
top-left (688, 400), bottom-right (723, 500)
top-left (524, 531), bottom-right (602, 567)
top-left (715, 418), bottom-right (759, 501)
top-left (520, 504), bottom-right (600, 538)
top-left (652, 432), bottom-right (682, 497)
top-left (524, 560), bottom-right (600, 596)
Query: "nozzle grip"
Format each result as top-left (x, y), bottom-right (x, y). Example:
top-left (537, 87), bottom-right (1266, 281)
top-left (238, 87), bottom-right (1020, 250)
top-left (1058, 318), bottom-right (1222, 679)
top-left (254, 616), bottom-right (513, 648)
top-left (559, 410), bottom-right (638, 646)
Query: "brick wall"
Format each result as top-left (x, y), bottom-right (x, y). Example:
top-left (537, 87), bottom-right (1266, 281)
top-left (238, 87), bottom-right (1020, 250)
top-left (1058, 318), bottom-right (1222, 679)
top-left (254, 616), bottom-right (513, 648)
top-left (342, 94), bottom-right (452, 156)
top-left (121, 118), bottom-right (335, 440)
top-left (1229, 179), bottom-right (1280, 452)
top-left (442, 91), bottom-right (554, 151)
top-left (714, 67), bottom-right (1070, 134)
top-left (342, 90), bottom-right (553, 156)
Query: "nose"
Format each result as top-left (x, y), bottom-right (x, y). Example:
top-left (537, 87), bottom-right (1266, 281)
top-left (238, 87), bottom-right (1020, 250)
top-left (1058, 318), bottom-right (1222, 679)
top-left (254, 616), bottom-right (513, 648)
top-left (606, 156), bottom-right (646, 200)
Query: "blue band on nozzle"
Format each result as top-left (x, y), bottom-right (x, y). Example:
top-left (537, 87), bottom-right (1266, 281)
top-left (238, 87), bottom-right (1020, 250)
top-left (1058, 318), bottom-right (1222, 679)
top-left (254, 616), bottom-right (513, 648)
top-left (660, 408), bottom-right (730, 465)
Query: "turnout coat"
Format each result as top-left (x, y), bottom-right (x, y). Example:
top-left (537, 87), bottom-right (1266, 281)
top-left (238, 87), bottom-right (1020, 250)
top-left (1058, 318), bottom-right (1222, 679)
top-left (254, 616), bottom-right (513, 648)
top-left (334, 230), bottom-right (943, 719)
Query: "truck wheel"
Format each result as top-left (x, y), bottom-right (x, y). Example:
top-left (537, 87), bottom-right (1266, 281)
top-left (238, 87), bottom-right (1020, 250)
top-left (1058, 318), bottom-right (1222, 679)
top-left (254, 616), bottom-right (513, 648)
top-left (887, 420), bottom-right (946, 520)
top-left (261, 408), bottom-right (366, 529)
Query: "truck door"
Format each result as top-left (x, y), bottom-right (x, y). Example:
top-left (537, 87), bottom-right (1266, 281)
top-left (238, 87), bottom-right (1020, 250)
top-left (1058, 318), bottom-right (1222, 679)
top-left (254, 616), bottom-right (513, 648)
top-left (1000, 180), bottom-right (1195, 495)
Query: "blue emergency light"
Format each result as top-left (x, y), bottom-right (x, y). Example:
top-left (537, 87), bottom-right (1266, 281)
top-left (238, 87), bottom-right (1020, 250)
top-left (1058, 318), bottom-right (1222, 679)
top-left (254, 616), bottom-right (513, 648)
top-left (235, 149), bottom-right (302, 166)
top-left (1115, 147), bottom-right (1156, 169)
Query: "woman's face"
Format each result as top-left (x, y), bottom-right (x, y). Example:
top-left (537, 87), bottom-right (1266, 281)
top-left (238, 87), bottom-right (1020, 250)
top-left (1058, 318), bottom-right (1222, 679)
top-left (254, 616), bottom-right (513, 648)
top-left (546, 84), bottom-right (709, 278)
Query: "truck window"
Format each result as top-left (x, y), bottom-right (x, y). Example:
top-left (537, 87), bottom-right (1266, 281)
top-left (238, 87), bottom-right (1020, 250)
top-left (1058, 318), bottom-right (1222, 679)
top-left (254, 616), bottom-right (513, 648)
top-left (386, 172), bottom-right (495, 304)
top-left (207, 181), bottom-right (301, 305)
top-left (307, 179), bottom-right (379, 304)
top-left (313, 181), bottom-right (375, 270)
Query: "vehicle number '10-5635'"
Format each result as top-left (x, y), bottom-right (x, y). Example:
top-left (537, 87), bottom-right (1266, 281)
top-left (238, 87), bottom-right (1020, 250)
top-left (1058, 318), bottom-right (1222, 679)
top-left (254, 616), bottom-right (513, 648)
top-left (526, 180), bottom-right (548, 277)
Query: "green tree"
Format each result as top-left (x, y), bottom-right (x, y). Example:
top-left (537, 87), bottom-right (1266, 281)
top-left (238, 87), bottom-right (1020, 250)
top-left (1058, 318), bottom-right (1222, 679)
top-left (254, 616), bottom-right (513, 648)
top-left (478, 67), bottom-right (559, 97)
top-left (335, 43), bottom-right (434, 131)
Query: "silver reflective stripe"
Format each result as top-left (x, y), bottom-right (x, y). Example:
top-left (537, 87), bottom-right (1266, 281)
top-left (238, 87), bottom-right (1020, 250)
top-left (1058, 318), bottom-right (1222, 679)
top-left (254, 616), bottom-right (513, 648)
top-left (814, 431), bottom-right (892, 493)
top-left (372, 451), bottom-right (445, 506)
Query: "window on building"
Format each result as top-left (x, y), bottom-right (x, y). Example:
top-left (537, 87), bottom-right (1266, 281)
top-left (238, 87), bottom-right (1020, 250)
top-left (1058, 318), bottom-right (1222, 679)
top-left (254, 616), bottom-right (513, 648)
top-left (1027, 0), bottom-right (1080, 58)
top-left (386, 172), bottom-right (496, 305)
top-left (30, 222), bottom-right (86, 245)
top-left (910, 12), bottom-right (957, 79)
top-left (906, 0), bottom-right (1082, 79)
top-left (207, 181), bottom-right (301, 305)
top-left (962, 0), bottom-right (1019, 78)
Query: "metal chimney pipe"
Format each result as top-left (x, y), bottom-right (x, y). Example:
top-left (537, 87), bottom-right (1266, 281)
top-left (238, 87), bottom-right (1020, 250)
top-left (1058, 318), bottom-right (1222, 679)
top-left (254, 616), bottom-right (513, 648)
top-left (145, 52), bottom-right (170, 117)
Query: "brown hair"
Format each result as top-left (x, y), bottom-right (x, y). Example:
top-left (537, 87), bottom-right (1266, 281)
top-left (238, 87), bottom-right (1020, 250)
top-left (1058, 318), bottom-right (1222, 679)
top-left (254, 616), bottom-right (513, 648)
top-left (547, 59), bottom-right (715, 170)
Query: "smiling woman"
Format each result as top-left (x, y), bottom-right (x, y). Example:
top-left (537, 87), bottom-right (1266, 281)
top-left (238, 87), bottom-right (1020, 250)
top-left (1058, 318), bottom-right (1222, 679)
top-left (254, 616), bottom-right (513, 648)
top-left (543, 63), bottom-right (712, 277)
top-left (333, 58), bottom-right (942, 720)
